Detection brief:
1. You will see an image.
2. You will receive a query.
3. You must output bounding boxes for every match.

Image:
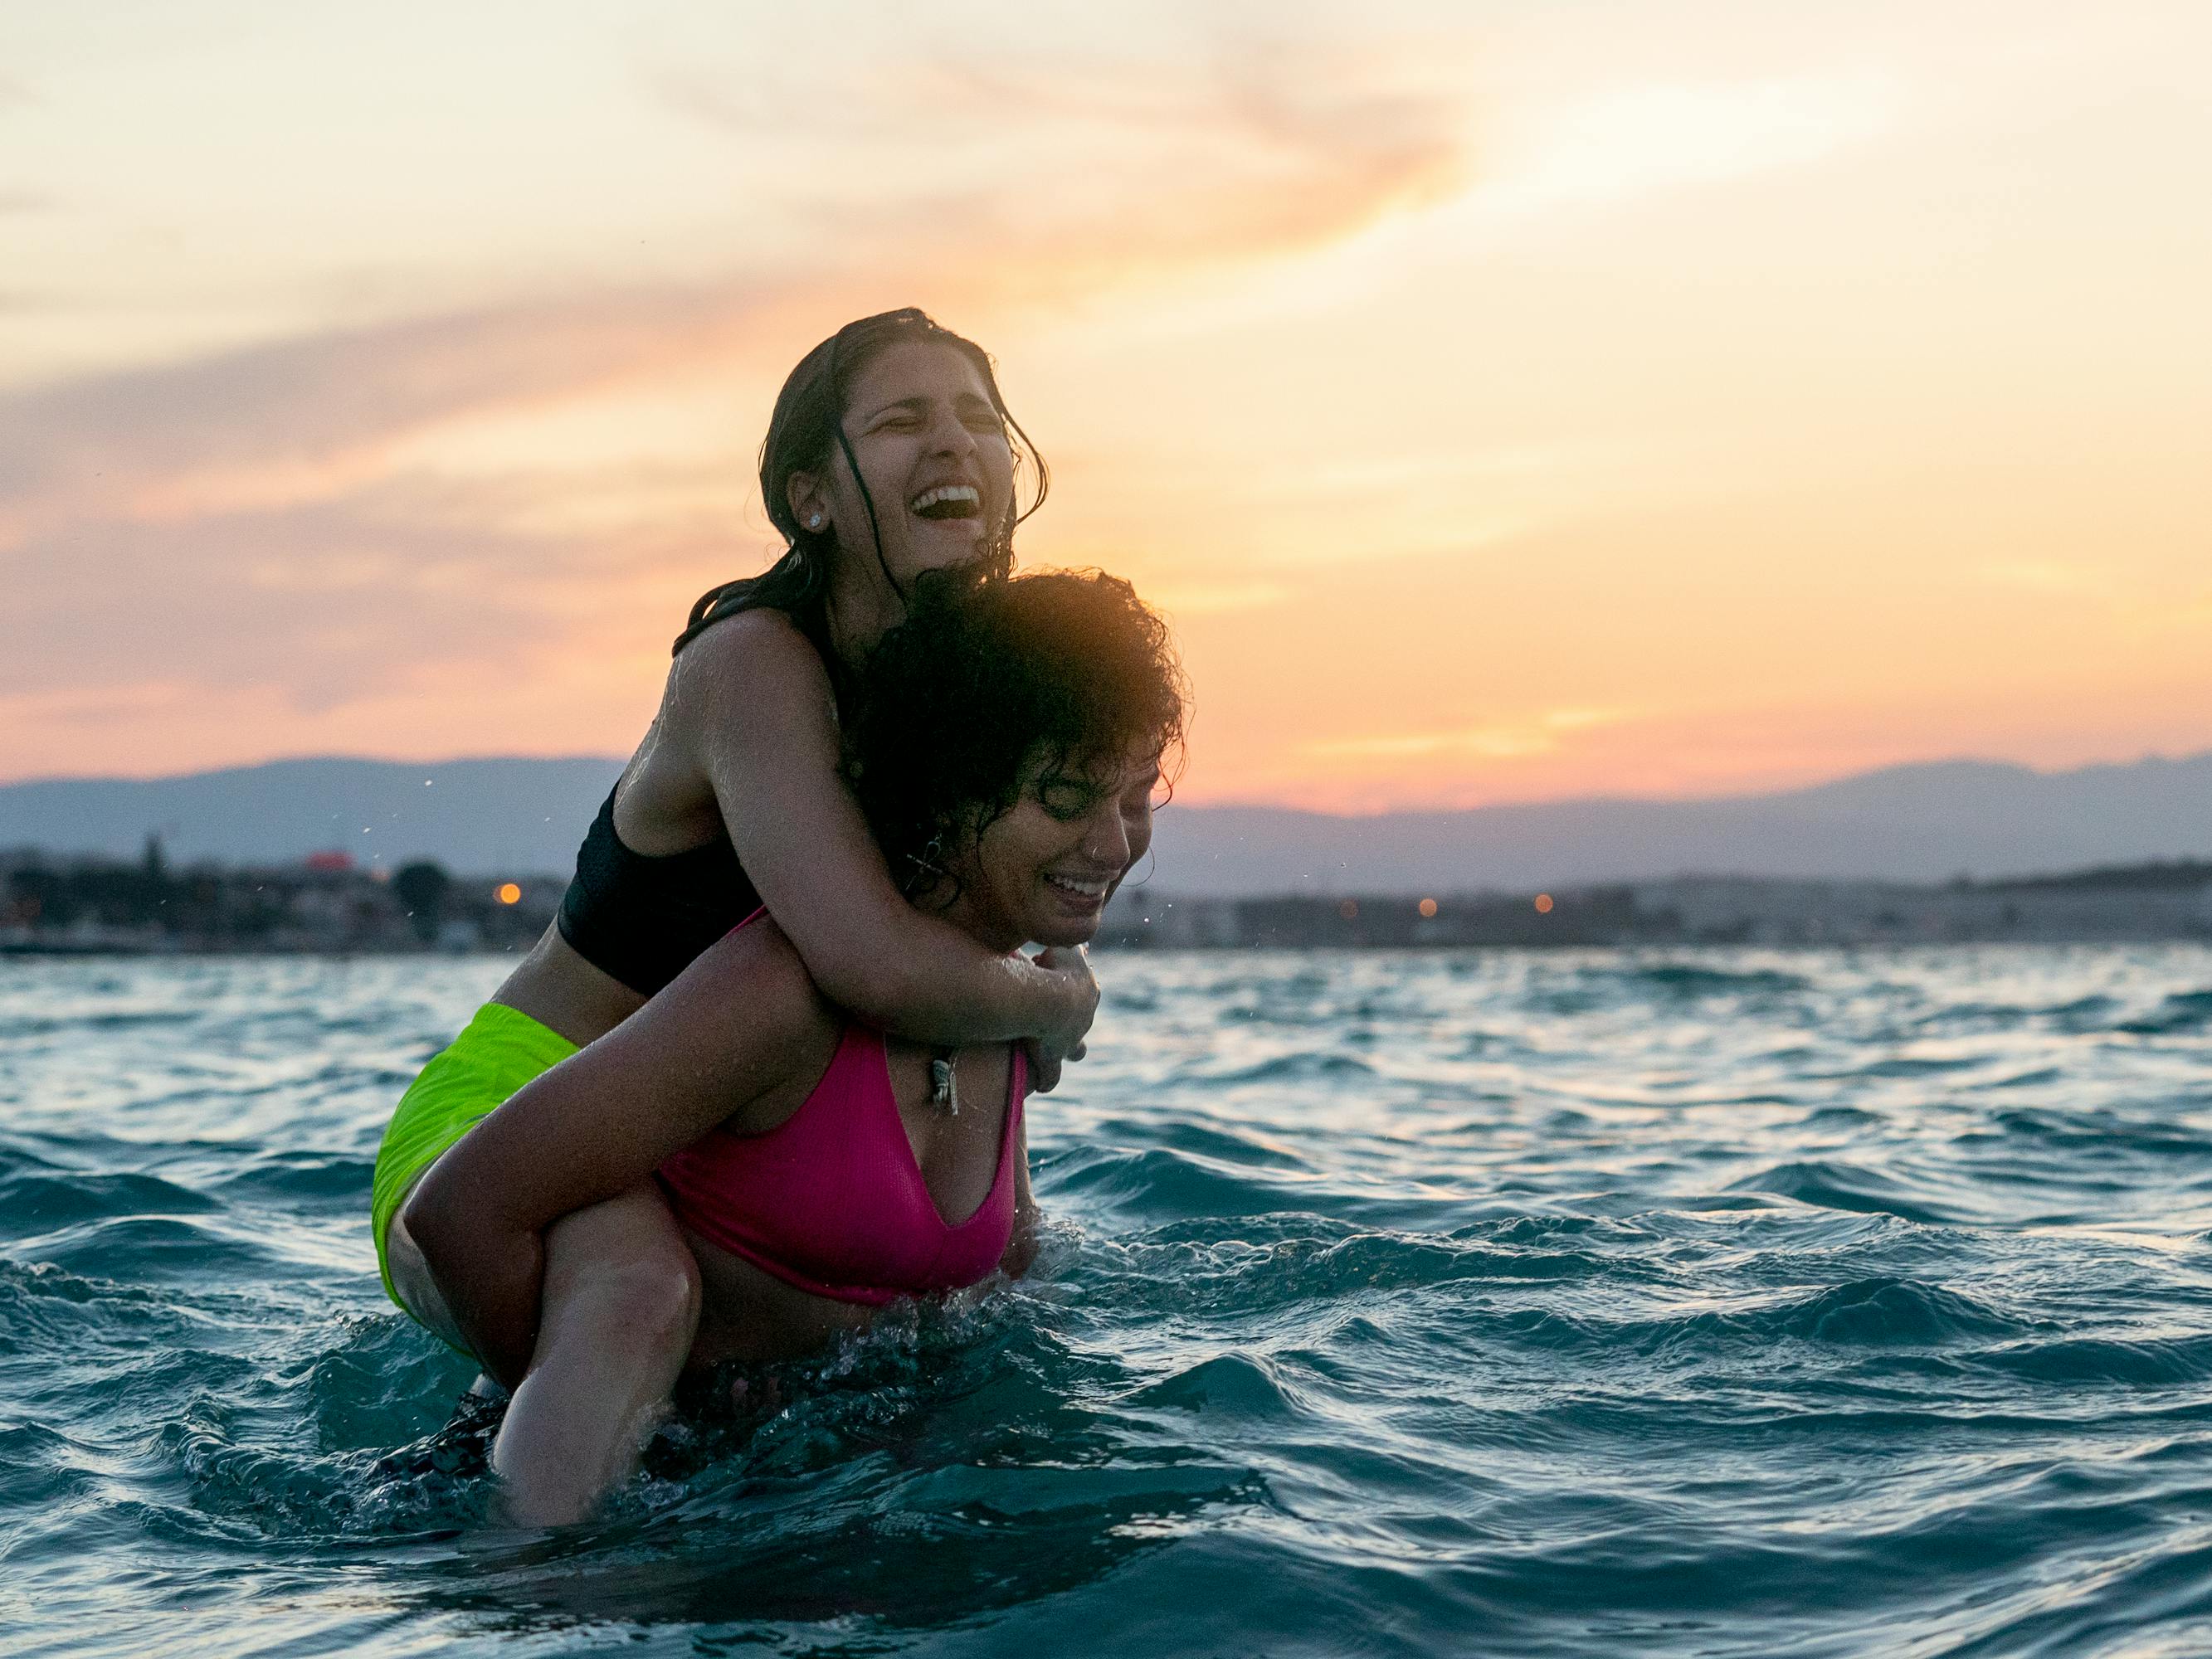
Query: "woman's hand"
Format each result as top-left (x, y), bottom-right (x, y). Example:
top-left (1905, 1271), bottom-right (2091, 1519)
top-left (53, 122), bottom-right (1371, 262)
top-left (676, 611), bottom-right (1108, 1050)
top-left (1021, 945), bottom-right (1096, 1094)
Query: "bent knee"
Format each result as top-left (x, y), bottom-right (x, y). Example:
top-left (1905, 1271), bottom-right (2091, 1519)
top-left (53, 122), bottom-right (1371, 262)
top-left (620, 1251), bottom-right (702, 1339)
top-left (546, 1247), bottom-right (701, 1353)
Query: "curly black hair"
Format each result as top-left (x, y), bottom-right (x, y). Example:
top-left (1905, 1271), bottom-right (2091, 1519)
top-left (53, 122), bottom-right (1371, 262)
top-left (843, 567), bottom-right (1187, 898)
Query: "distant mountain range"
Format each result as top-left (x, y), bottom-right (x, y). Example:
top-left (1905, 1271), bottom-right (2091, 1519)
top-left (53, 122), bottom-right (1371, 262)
top-left (1148, 752), bottom-right (2212, 895)
top-left (0, 757), bottom-right (626, 878)
top-left (2, 751), bottom-right (2208, 894)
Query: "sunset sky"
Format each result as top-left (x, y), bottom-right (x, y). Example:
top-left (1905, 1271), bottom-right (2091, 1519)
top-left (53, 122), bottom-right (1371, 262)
top-left (4, 1), bottom-right (2208, 810)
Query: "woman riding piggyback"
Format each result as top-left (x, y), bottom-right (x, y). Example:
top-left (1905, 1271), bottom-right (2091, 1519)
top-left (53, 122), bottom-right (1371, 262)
top-left (372, 311), bottom-right (1101, 1355)
top-left (407, 564), bottom-right (1187, 1522)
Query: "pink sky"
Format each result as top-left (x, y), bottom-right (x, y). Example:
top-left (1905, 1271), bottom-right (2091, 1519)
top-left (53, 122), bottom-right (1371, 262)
top-left (3, 1), bottom-right (2208, 809)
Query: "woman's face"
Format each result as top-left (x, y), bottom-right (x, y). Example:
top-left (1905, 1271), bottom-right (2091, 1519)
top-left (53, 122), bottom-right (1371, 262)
top-left (797, 340), bottom-right (1017, 592)
top-left (952, 742), bottom-right (1162, 951)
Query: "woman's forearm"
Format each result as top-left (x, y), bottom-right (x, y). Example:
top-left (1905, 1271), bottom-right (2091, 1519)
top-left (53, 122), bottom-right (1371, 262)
top-left (402, 1178), bottom-right (546, 1392)
top-left (439, 1229), bottom-right (543, 1393)
top-left (402, 924), bottom-right (831, 1390)
top-left (813, 913), bottom-right (1091, 1047)
top-left (682, 615), bottom-right (1097, 1050)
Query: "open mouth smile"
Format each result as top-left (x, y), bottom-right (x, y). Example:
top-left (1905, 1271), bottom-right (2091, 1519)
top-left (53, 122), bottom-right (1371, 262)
top-left (909, 484), bottom-right (982, 521)
top-left (1044, 872), bottom-right (1110, 903)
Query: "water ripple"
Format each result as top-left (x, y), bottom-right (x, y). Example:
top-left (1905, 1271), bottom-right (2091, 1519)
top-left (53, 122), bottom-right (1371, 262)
top-left (4, 945), bottom-right (2212, 1656)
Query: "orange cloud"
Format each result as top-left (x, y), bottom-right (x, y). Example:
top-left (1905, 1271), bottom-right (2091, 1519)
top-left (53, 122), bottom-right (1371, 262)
top-left (1309, 708), bottom-right (1636, 762)
top-left (6, 3), bottom-right (2210, 805)
top-left (648, 31), bottom-right (1479, 304)
top-left (0, 29), bottom-right (1488, 781)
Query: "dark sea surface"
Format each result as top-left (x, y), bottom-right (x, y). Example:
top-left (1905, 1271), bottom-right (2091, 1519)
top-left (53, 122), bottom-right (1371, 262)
top-left (7, 946), bottom-right (2212, 1657)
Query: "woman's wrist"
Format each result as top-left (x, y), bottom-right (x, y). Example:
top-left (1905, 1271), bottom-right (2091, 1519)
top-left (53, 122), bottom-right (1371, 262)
top-left (1028, 945), bottom-right (1098, 1048)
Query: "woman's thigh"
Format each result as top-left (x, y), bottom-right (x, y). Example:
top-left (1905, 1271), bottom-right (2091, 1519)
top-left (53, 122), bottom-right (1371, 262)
top-left (382, 1184), bottom-right (475, 1357)
top-left (382, 1174), bottom-right (696, 1369)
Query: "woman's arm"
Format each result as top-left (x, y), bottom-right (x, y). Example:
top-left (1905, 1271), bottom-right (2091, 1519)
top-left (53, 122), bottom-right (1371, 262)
top-left (404, 921), bottom-right (830, 1388)
top-left (673, 611), bottom-right (1096, 1081)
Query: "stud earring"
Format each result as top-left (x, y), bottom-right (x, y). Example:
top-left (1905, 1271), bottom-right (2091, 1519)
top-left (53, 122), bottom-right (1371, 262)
top-left (808, 513), bottom-right (823, 529)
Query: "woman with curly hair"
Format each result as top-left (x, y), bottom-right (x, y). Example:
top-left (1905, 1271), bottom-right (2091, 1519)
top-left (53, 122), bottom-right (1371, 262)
top-left (405, 566), bottom-right (1186, 1523)
top-left (369, 311), bottom-right (1106, 1470)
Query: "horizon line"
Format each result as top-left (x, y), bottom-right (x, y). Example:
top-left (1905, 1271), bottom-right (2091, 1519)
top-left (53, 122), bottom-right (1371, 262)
top-left (4, 742), bottom-right (2209, 816)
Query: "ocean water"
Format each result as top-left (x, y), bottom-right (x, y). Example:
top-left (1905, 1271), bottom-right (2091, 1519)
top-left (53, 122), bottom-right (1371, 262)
top-left (7, 947), bottom-right (2212, 1657)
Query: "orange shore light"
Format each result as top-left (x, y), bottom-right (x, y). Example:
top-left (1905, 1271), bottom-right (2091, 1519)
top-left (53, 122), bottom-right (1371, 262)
top-left (496, 883), bottom-right (522, 905)
top-left (1534, 893), bottom-right (1554, 914)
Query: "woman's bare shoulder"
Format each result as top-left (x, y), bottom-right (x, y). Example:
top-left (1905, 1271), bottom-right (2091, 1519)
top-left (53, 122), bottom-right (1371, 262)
top-left (670, 607), bottom-right (829, 713)
top-left (660, 607), bottom-right (840, 800)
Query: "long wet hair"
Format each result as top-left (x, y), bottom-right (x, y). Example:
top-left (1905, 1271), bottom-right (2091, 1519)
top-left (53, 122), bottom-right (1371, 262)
top-left (843, 565), bottom-right (1186, 901)
top-left (674, 308), bottom-right (1050, 664)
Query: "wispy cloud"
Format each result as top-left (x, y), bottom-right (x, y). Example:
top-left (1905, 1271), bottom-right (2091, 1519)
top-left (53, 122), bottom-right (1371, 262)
top-left (0, 27), bottom-right (1483, 774)
top-left (1, 479), bottom-right (606, 707)
top-left (0, 282), bottom-right (775, 533)
top-left (1975, 562), bottom-right (2212, 630)
top-left (1130, 579), bottom-right (1294, 619)
top-left (1976, 559), bottom-right (2114, 600)
top-left (2, 32), bottom-right (1476, 538)
top-left (648, 27), bottom-right (1478, 297)
top-left (10, 2), bottom-right (2204, 800)
top-left (1309, 708), bottom-right (1635, 762)
top-left (1477, 72), bottom-right (1902, 218)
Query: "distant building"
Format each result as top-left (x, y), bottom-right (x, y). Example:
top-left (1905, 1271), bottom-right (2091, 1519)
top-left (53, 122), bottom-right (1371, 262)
top-left (1100, 865), bottom-right (2212, 950)
top-left (0, 845), bottom-right (563, 958)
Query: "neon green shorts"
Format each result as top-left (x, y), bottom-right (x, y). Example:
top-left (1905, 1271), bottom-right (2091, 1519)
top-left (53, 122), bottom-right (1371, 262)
top-left (369, 1001), bottom-right (578, 1310)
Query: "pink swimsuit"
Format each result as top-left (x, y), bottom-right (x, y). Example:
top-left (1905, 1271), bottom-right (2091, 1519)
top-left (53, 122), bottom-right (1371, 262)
top-left (657, 1017), bottom-right (1027, 1308)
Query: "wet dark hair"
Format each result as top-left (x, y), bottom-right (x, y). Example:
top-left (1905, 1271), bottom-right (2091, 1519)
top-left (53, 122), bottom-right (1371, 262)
top-left (843, 566), bottom-right (1186, 898)
top-left (675, 308), bottom-right (1048, 660)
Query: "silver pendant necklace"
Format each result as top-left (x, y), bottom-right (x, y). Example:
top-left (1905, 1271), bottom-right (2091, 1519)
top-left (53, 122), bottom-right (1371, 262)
top-left (928, 1048), bottom-right (959, 1116)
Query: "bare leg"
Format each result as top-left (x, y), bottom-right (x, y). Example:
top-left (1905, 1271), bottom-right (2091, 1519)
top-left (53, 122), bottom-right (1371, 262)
top-left (490, 1185), bottom-right (700, 1525)
top-left (383, 1180), bottom-right (700, 1526)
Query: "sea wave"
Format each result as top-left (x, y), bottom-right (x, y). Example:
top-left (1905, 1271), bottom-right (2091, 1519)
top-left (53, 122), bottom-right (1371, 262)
top-left (7, 945), bottom-right (2212, 1656)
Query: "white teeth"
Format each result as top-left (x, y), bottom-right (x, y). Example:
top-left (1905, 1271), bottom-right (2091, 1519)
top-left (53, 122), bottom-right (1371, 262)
top-left (1045, 873), bottom-right (1107, 898)
top-left (908, 484), bottom-right (981, 513)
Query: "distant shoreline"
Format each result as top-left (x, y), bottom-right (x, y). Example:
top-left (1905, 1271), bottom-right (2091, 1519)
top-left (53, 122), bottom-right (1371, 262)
top-left (5, 860), bottom-right (2208, 958)
top-left (1099, 866), bottom-right (2212, 950)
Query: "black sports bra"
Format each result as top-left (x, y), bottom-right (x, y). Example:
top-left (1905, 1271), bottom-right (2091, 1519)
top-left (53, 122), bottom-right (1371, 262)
top-left (555, 786), bottom-right (761, 995)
